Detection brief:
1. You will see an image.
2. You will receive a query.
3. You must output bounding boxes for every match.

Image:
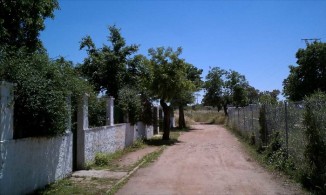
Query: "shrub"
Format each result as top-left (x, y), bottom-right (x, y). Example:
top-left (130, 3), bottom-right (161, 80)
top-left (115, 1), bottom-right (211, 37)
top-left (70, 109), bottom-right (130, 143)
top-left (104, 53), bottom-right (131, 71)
top-left (302, 92), bottom-right (326, 194)
top-left (0, 47), bottom-right (96, 137)
top-left (116, 86), bottom-right (154, 125)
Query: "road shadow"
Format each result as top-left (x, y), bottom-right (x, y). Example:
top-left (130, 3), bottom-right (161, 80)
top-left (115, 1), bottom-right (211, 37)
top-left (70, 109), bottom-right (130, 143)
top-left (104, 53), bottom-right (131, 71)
top-left (144, 137), bottom-right (182, 146)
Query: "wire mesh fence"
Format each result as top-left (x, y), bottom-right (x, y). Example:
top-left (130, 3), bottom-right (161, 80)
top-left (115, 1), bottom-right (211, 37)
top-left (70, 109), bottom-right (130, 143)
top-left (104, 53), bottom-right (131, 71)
top-left (227, 102), bottom-right (307, 164)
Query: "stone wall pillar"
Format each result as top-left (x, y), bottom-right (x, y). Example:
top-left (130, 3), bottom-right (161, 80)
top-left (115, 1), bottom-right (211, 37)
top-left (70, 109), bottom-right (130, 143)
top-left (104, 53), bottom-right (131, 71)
top-left (106, 96), bottom-right (115, 126)
top-left (0, 81), bottom-right (15, 141)
top-left (76, 94), bottom-right (89, 170)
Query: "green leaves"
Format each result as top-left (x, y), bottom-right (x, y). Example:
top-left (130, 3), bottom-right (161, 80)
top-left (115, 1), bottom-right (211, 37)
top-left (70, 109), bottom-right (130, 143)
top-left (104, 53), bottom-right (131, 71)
top-left (0, 0), bottom-right (59, 52)
top-left (0, 47), bottom-right (97, 137)
top-left (78, 25), bottom-right (139, 98)
top-left (149, 46), bottom-right (195, 102)
top-left (283, 42), bottom-right (326, 101)
top-left (203, 67), bottom-right (249, 113)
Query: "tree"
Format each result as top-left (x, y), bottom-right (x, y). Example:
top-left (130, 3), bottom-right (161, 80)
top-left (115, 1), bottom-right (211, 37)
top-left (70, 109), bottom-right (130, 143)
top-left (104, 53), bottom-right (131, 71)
top-left (247, 86), bottom-right (260, 104)
top-left (148, 47), bottom-right (194, 140)
top-left (78, 25), bottom-right (139, 98)
top-left (283, 41), bottom-right (326, 101)
top-left (258, 90), bottom-right (280, 104)
top-left (172, 63), bottom-right (203, 129)
top-left (0, 0), bottom-right (59, 52)
top-left (203, 67), bottom-right (249, 115)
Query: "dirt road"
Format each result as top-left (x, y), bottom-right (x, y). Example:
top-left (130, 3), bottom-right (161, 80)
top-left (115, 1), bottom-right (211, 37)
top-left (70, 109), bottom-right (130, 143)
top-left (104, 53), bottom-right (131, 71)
top-left (117, 124), bottom-right (304, 195)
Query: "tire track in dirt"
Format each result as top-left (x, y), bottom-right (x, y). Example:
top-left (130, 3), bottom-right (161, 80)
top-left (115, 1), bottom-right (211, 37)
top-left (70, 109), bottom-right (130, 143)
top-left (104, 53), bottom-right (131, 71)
top-left (117, 124), bottom-right (304, 195)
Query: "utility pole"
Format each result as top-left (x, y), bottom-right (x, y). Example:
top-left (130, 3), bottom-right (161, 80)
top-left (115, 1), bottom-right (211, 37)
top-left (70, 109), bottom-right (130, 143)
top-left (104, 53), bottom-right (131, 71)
top-left (301, 38), bottom-right (321, 45)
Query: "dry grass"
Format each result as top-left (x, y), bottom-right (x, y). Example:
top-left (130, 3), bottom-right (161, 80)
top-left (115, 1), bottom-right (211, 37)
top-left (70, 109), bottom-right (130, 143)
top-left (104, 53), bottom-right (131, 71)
top-left (174, 109), bottom-right (226, 126)
top-left (184, 110), bottom-right (226, 125)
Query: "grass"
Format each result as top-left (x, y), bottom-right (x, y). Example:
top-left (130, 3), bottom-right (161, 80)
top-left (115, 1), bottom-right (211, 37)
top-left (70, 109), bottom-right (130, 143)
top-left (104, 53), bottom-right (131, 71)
top-left (33, 177), bottom-right (118, 195)
top-left (184, 110), bottom-right (226, 124)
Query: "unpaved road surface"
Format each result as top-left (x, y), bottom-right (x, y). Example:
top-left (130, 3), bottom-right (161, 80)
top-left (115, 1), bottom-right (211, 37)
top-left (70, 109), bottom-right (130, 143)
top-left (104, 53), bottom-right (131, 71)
top-left (117, 124), bottom-right (304, 195)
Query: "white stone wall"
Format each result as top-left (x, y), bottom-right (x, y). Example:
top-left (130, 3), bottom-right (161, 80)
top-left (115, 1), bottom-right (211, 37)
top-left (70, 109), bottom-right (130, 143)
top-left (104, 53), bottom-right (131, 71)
top-left (83, 122), bottom-right (153, 164)
top-left (84, 124), bottom-right (126, 163)
top-left (0, 133), bottom-right (73, 195)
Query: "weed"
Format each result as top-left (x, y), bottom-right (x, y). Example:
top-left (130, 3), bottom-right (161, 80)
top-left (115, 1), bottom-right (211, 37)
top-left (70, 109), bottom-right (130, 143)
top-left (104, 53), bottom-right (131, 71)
top-left (94, 152), bottom-right (110, 166)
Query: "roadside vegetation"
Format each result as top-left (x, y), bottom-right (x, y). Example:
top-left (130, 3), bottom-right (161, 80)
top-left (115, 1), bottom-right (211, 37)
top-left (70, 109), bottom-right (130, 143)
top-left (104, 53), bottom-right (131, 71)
top-left (225, 92), bottom-right (326, 195)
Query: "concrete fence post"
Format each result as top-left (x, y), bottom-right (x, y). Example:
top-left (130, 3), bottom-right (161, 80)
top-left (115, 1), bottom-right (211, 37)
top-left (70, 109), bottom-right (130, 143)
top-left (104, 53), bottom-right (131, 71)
top-left (76, 93), bottom-right (89, 169)
top-left (106, 96), bottom-right (115, 126)
top-left (0, 81), bottom-right (15, 141)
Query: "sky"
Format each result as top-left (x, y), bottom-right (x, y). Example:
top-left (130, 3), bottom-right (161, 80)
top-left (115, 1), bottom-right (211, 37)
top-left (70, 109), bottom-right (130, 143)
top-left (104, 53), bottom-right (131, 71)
top-left (40, 0), bottom-right (326, 102)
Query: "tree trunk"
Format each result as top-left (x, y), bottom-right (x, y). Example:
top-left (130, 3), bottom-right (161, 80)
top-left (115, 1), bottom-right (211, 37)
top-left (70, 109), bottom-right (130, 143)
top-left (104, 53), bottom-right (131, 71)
top-left (160, 99), bottom-right (170, 140)
top-left (223, 104), bottom-right (228, 116)
top-left (178, 105), bottom-right (186, 129)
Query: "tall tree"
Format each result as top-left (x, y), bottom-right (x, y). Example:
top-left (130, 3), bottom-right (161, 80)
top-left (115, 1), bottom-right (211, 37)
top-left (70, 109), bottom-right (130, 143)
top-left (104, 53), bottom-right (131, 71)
top-left (148, 47), bottom-right (194, 140)
top-left (0, 0), bottom-right (59, 52)
top-left (172, 63), bottom-right (203, 129)
top-left (283, 41), bottom-right (326, 101)
top-left (78, 25), bottom-right (139, 98)
top-left (203, 67), bottom-right (249, 115)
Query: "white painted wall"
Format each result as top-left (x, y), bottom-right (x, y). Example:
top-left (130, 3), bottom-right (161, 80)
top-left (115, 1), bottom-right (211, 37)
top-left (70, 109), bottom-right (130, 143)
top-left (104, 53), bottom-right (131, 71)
top-left (84, 124), bottom-right (126, 163)
top-left (0, 132), bottom-right (73, 195)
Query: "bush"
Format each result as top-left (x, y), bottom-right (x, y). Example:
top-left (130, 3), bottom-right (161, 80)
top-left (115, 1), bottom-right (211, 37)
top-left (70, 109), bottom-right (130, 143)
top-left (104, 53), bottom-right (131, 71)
top-left (88, 96), bottom-right (106, 127)
top-left (0, 47), bottom-right (96, 138)
top-left (302, 92), bottom-right (326, 194)
top-left (116, 86), bottom-right (154, 125)
top-left (117, 86), bottom-right (142, 125)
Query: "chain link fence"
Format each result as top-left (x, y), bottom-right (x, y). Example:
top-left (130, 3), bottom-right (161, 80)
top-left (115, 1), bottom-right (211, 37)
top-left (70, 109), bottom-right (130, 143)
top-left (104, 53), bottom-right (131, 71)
top-left (227, 102), bottom-right (306, 164)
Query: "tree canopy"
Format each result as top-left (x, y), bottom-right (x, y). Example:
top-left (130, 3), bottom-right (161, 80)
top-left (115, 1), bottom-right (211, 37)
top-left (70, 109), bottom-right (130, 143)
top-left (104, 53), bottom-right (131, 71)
top-left (0, 0), bottom-right (59, 52)
top-left (203, 67), bottom-right (249, 115)
top-left (78, 25), bottom-right (139, 98)
top-left (283, 41), bottom-right (326, 101)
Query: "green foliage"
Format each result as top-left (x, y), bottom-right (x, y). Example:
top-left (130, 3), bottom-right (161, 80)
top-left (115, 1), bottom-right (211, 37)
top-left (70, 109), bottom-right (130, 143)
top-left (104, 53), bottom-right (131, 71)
top-left (148, 46), bottom-right (196, 139)
top-left (283, 42), bottom-right (326, 101)
top-left (259, 90), bottom-right (280, 104)
top-left (1, 49), bottom-right (67, 137)
top-left (0, 0), bottom-right (59, 52)
top-left (88, 96), bottom-right (106, 127)
top-left (117, 86), bottom-right (142, 125)
top-left (302, 92), bottom-right (326, 193)
top-left (78, 26), bottom-right (154, 124)
top-left (94, 152), bottom-right (110, 166)
top-left (78, 25), bottom-right (139, 98)
top-left (148, 47), bottom-right (195, 101)
top-left (203, 67), bottom-right (249, 115)
top-left (0, 48), bottom-right (95, 137)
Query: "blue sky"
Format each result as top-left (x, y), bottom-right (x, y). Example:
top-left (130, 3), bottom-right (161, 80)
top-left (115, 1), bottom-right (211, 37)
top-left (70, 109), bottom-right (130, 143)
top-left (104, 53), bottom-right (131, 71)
top-left (40, 0), bottom-right (326, 101)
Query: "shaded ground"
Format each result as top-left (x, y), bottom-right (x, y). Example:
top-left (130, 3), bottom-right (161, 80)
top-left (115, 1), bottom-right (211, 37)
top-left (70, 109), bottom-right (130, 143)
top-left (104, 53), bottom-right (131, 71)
top-left (117, 124), bottom-right (305, 195)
